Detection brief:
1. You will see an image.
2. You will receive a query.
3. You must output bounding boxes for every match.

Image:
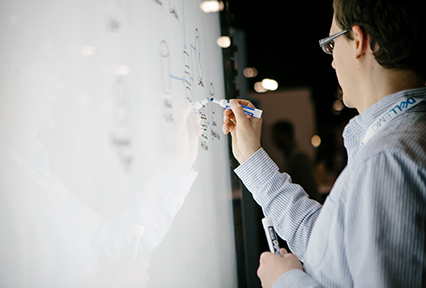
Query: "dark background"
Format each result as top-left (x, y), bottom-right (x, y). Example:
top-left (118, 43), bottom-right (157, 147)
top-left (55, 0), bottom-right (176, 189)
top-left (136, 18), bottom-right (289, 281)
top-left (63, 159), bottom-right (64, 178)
top-left (226, 0), bottom-right (358, 135)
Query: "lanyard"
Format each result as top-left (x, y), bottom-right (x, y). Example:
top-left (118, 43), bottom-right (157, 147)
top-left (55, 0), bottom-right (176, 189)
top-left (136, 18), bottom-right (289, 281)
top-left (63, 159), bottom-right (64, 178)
top-left (358, 97), bottom-right (425, 150)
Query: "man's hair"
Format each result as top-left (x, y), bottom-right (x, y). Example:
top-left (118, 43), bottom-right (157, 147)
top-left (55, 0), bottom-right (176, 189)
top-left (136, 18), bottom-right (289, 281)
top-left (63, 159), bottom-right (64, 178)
top-left (333, 0), bottom-right (426, 78)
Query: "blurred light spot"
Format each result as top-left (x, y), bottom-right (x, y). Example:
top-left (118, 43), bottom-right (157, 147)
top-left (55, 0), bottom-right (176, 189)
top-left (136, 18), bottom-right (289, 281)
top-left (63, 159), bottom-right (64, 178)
top-left (243, 67), bottom-right (258, 78)
top-left (10, 15), bottom-right (18, 24)
top-left (216, 36), bottom-right (231, 48)
top-left (117, 65), bottom-right (131, 75)
top-left (311, 135), bottom-right (321, 148)
top-left (81, 46), bottom-right (96, 56)
top-left (261, 78), bottom-right (278, 91)
top-left (200, 1), bottom-right (224, 13)
top-left (332, 99), bottom-right (344, 111)
top-left (254, 82), bottom-right (267, 93)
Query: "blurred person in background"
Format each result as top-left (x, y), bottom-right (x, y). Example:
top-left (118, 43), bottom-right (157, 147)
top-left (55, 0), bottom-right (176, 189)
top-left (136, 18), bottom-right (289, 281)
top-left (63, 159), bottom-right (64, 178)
top-left (271, 120), bottom-right (321, 203)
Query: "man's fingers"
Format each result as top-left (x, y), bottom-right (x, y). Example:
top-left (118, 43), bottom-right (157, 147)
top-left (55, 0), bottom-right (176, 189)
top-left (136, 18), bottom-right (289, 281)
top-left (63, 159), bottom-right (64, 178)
top-left (259, 251), bottom-right (271, 263)
top-left (280, 248), bottom-right (288, 255)
top-left (232, 99), bottom-right (256, 108)
top-left (229, 100), bottom-right (249, 124)
top-left (224, 108), bottom-right (234, 116)
top-left (222, 122), bottom-right (230, 134)
top-left (223, 109), bottom-right (233, 123)
top-left (222, 110), bottom-right (236, 135)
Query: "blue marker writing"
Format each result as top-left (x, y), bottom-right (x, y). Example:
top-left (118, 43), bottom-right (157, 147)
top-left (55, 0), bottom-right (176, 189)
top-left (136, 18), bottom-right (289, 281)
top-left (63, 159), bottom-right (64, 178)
top-left (210, 98), bottom-right (263, 119)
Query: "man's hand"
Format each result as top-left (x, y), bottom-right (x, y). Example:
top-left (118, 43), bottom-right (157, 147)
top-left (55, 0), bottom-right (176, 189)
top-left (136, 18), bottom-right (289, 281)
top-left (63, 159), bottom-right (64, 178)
top-left (222, 99), bottom-right (262, 164)
top-left (257, 248), bottom-right (303, 288)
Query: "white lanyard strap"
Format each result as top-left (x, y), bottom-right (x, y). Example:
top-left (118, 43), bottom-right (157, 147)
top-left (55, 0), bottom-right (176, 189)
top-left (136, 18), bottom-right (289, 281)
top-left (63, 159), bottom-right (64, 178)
top-left (359, 97), bottom-right (425, 149)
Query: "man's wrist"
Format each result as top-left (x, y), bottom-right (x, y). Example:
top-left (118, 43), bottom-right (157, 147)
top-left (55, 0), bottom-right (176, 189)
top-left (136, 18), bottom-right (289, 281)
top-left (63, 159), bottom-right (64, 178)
top-left (240, 145), bottom-right (261, 164)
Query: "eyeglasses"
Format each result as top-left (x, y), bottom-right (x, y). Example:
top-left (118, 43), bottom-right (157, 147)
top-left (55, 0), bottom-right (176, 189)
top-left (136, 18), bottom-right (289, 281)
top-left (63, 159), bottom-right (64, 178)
top-left (319, 30), bottom-right (350, 55)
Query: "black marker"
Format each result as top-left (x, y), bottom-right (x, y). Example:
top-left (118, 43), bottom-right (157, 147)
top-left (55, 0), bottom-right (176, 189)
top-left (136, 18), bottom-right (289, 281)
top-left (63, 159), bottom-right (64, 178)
top-left (262, 217), bottom-right (281, 255)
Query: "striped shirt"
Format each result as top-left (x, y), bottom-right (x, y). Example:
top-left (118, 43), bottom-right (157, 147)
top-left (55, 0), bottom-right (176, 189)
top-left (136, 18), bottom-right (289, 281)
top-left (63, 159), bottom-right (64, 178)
top-left (235, 87), bottom-right (426, 287)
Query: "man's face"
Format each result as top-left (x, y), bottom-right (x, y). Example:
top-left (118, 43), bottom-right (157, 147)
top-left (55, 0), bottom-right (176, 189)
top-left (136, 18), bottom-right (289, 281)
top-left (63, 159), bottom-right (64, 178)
top-left (330, 17), bottom-right (357, 109)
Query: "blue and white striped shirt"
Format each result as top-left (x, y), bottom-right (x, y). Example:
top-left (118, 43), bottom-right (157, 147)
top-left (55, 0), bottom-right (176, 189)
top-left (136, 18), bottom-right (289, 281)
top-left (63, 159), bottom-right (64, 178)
top-left (235, 88), bottom-right (426, 287)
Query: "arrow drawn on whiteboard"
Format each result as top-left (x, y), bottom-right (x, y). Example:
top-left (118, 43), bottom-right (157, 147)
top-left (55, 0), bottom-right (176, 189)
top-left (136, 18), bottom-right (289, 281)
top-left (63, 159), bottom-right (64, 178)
top-left (169, 74), bottom-right (185, 83)
top-left (170, 7), bottom-right (179, 20)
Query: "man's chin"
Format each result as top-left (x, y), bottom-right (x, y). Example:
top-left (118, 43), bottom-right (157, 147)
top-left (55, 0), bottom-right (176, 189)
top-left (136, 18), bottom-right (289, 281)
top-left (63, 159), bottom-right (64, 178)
top-left (341, 96), bottom-right (354, 109)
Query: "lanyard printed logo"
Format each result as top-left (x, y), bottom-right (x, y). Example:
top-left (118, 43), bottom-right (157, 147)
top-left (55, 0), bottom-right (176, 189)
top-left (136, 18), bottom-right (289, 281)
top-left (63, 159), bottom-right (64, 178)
top-left (358, 97), bottom-right (425, 150)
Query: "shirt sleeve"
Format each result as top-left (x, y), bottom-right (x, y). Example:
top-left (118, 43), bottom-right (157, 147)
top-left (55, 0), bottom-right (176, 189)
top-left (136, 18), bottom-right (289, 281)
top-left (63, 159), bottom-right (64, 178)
top-left (273, 270), bottom-right (323, 288)
top-left (344, 151), bottom-right (426, 287)
top-left (235, 148), bottom-right (322, 261)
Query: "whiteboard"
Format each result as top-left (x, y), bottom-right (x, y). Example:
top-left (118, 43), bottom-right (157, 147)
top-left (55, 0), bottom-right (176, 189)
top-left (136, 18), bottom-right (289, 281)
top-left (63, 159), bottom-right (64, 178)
top-left (0, 0), bottom-right (237, 287)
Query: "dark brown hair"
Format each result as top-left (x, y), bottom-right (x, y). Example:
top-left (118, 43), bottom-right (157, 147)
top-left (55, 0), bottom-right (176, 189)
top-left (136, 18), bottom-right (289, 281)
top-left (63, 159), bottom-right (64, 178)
top-left (333, 0), bottom-right (426, 78)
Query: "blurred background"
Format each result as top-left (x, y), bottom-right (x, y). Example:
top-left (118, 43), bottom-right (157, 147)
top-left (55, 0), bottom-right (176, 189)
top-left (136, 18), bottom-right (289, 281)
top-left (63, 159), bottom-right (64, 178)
top-left (227, 0), bottom-right (357, 124)
top-left (222, 0), bottom-right (359, 199)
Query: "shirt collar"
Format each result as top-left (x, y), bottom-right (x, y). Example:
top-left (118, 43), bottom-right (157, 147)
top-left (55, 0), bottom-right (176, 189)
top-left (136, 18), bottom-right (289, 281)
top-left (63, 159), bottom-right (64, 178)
top-left (342, 87), bottom-right (426, 161)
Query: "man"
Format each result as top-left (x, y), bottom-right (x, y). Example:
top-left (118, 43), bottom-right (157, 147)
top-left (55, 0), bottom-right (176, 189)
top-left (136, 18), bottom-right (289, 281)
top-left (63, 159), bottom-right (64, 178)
top-left (222, 0), bottom-right (426, 286)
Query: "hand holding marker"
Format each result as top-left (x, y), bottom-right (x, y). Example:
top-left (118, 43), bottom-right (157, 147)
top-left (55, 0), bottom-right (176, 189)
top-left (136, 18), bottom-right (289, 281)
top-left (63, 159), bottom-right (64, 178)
top-left (262, 217), bottom-right (281, 255)
top-left (193, 98), bottom-right (263, 119)
top-left (211, 98), bottom-right (263, 119)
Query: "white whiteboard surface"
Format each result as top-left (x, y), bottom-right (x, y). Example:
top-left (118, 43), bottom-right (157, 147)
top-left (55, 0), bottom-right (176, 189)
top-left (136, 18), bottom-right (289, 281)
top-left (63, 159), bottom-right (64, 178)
top-left (0, 0), bottom-right (236, 287)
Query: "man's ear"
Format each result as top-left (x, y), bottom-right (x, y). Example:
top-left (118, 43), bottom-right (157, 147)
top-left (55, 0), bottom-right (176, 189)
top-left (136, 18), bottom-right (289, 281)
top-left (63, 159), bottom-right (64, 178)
top-left (351, 25), bottom-right (369, 59)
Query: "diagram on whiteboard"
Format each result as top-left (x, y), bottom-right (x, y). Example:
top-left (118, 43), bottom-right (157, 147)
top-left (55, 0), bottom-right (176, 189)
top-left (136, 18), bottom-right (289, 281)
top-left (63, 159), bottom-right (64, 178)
top-left (102, 0), bottom-right (225, 168)
top-left (155, 0), bottom-right (222, 152)
top-left (183, 50), bottom-right (192, 102)
top-left (209, 83), bottom-right (221, 141)
top-left (150, 0), bottom-right (180, 20)
top-left (195, 29), bottom-right (204, 87)
top-left (165, 28), bottom-right (217, 152)
top-left (168, 0), bottom-right (179, 20)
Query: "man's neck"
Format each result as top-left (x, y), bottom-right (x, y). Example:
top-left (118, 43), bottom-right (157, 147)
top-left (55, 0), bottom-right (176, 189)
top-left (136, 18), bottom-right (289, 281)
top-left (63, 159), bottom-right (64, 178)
top-left (357, 68), bottom-right (425, 114)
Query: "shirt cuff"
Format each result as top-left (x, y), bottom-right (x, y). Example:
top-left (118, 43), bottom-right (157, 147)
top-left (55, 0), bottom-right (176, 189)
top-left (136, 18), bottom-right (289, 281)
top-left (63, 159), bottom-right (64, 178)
top-left (234, 148), bottom-right (280, 190)
top-left (273, 269), bottom-right (321, 288)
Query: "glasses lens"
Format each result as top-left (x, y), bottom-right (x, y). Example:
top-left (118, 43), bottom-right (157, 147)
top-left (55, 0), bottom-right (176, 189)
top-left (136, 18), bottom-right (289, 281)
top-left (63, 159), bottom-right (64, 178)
top-left (323, 41), bottom-right (334, 55)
